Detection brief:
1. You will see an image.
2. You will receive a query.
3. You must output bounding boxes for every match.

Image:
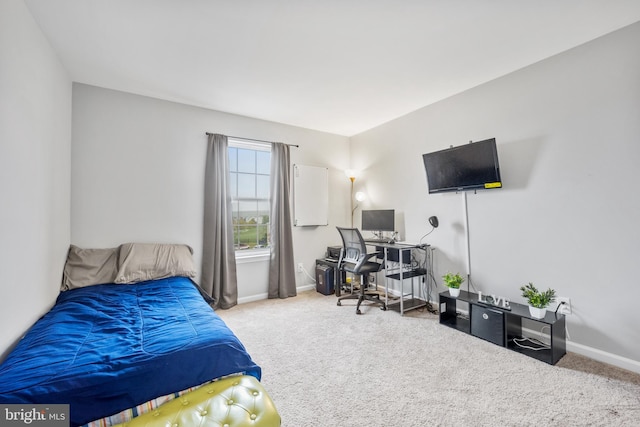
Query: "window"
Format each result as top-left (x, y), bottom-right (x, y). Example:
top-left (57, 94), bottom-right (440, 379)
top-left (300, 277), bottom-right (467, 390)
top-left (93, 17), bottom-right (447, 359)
top-left (228, 140), bottom-right (271, 252)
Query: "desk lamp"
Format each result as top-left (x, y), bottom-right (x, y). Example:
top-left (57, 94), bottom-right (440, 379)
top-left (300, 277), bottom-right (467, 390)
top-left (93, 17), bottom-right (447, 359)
top-left (419, 215), bottom-right (439, 245)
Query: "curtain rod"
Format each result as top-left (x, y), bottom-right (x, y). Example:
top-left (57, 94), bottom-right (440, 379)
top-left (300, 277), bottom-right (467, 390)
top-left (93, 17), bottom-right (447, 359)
top-left (205, 132), bottom-right (299, 148)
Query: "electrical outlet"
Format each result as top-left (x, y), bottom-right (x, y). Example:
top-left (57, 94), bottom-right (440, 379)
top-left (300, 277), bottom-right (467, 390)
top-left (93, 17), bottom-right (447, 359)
top-left (297, 262), bottom-right (304, 273)
top-left (557, 297), bottom-right (571, 315)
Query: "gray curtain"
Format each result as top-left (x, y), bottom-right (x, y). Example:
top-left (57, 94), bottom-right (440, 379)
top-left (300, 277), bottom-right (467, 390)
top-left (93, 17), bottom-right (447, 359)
top-left (268, 143), bottom-right (297, 298)
top-left (202, 133), bottom-right (238, 309)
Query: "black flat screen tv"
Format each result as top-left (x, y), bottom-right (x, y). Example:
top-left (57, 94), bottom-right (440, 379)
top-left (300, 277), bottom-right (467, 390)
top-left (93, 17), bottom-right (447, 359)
top-left (422, 138), bottom-right (502, 194)
top-left (361, 209), bottom-right (395, 232)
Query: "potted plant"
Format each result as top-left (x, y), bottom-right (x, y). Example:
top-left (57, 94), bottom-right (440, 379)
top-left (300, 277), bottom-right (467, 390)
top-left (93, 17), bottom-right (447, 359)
top-left (520, 282), bottom-right (556, 319)
top-left (443, 272), bottom-right (465, 298)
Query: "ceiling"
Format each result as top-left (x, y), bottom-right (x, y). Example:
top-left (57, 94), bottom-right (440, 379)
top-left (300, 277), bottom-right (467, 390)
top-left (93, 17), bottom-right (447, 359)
top-left (25, 0), bottom-right (640, 136)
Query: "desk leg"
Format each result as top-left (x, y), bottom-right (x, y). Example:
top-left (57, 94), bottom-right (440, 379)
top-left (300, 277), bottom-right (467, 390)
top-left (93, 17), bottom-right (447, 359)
top-left (384, 247), bottom-right (389, 307)
top-left (399, 250), bottom-right (404, 315)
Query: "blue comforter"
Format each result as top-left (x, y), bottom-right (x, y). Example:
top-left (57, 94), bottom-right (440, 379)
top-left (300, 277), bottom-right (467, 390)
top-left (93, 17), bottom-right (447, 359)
top-left (0, 277), bottom-right (261, 426)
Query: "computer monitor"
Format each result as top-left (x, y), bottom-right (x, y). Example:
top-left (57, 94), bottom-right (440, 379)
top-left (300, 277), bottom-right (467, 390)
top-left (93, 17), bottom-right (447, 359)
top-left (361, 209), bottom-right (395, 233)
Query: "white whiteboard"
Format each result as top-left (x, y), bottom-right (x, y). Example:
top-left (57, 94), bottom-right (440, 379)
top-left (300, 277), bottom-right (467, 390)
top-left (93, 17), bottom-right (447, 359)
top-left (293, 164), bottom-right (328, 226)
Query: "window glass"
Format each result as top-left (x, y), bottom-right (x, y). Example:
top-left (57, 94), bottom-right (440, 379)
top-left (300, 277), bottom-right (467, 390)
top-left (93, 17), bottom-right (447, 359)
top-left (228, 147), bottom-right (238, 171)
top-left (237, 148), bottom-right (256, 173)
top-left (257, 175), bottom-right (270, 199)
top-left (256, 151), bottom-right (270, 174)
top-left (229, 172), bottom-right (238, 198)
top-left (238, 173), bottom-right (256, 198)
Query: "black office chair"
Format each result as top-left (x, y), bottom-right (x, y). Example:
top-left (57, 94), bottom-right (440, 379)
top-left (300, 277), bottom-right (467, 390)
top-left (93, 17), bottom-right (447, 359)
top-left (336, 227), bottom-right (386, 314)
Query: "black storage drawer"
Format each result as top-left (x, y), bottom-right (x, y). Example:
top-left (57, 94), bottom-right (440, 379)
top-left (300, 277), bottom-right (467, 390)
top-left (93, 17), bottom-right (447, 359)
top-left (470, 303), bottom-right (505, 346)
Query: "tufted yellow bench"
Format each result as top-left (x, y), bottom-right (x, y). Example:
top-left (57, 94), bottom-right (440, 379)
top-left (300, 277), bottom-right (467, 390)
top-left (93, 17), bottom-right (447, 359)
top-left (113, 375), bottom-right (281, 427)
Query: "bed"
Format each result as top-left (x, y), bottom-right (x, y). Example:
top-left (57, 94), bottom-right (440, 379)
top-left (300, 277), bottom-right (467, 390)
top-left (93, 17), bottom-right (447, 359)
top-left (0, 243), bottom-right (280, 427)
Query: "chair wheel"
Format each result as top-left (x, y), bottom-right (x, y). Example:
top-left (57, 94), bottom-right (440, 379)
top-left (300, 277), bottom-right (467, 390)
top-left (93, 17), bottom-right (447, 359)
top-left (356, 309), bottom-right (362, 315)
top-left (337, 301), bottom-right (341, 306)
top-left (381, 305), bottom-right (387, 311)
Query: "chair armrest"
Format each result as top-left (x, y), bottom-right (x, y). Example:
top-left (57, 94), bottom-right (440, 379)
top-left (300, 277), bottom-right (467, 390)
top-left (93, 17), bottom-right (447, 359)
top-left (364, 251), bottom-right (381, 261)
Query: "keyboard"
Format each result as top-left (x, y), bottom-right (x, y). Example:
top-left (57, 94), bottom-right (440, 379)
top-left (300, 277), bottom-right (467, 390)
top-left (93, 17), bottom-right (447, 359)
top-left (364, 238), bottom-right (394, 244)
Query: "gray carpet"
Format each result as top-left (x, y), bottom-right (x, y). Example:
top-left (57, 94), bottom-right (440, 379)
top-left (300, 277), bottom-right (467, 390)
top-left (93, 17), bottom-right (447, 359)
top-left (217, 290), bottom-right (640, 426)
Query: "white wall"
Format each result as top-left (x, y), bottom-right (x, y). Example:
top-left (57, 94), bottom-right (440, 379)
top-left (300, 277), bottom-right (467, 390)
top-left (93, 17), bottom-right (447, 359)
top-left (71, 84), bottom-right (350, 301)
top-left (6, 0), bottom-right (636, 372)
top-left (0, 0), bottom-right (71, 358)
top-left (350, 22), bottom-right (640, 370)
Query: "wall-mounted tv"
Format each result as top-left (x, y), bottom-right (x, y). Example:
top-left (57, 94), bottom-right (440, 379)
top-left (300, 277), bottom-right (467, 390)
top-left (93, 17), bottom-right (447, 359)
top-left (422, 138), bottom-right (502, 194)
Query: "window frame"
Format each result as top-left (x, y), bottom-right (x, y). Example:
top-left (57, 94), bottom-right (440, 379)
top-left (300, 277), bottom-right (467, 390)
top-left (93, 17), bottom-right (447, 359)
top-left (228, 138), bottom-right (271, 260)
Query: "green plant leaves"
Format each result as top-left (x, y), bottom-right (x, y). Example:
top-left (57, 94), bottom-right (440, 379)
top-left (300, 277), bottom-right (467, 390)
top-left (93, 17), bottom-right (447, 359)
top-left (519, 282), bottom-right (556, 308)
top-left (443, 272), bottom-right (465, 289)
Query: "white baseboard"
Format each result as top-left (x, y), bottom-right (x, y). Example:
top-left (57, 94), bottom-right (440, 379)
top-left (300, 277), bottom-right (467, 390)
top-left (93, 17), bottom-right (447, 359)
top-left (237, 284), bottom-right (316, 305)
top-left (566, 341), bottom-right (640, 375)
top-left (237, 293), bottom-right (269, 305)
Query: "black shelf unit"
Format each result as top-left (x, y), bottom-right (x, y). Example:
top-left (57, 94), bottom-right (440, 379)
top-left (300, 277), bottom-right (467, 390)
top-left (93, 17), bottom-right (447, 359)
top-left (380, 246), bottom-right (428, 315)
top-left (438, 290), bottom-right (473, 334)
top-left (503, 299), bottom-right (566, 365)
top-left (439, 290), bottom-right (566, 365)
top-left (387, 297), bottom-right (426, 314)
top-left (386, 268), bottom-right (427, 281)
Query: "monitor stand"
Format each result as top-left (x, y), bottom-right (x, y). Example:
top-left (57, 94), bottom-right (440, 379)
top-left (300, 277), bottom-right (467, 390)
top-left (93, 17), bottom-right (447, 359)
top-left (367, 231), bottom-right (395, 244)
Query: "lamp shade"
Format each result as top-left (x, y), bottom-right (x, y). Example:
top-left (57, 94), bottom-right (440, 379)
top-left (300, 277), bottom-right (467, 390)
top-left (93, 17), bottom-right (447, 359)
top-left (345, 169), bottom-right (358, 181)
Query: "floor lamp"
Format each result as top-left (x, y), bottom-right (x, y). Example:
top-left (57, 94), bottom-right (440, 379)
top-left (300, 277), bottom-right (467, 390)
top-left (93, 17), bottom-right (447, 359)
top-left (345, 170), bottom-right (365, 227)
